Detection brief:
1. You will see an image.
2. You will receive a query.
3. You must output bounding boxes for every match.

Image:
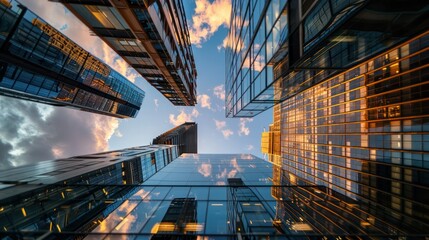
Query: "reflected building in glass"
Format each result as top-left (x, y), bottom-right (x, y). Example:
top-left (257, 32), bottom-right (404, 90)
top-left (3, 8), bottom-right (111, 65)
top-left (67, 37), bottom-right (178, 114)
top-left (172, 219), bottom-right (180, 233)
top-left (0, 0), bottom-right (145, 118)
top-left (2, 151), bottom-right (429, 238)
top-left (57, 0), bottom-right (197, 106)
top-left (0, 144), bottom-right (178, 237)
top-left (153, 122), bottom-right (198, 155)
top-left (262, 31), bottom-right (429, 238)
top-left (225, 0), bottom-right (429, 117)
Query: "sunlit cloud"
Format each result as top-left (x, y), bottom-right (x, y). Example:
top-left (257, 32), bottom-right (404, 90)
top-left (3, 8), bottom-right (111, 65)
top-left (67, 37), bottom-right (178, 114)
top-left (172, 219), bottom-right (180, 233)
top-left (0, 98), bottom-right (119, 169)
top-left (228, 169), bottom-right (237, 178)
top-left (189, 0), bottom-right (232, 47)
top-left (197, 94), bottom-right (211, 109)
top-left (213, 84), bottom-right (225, 100)
top-left (169, 109), bottom-right (199, 126)
top-left (217, 16), bottom-right (248, 51)
top-left (21, 0), bottom-right (140, 83)
top-left (214, 119), bottom-right (233, 139)
top-left (216, 169), bottom-right (227, 179)
top-left (240, 154), bottom-right (254, 160)
top-left (99, 44), bottom-right (139, 83)
top-left (239, 118), bottom-right (253, 136)
top-left (217, 36), bottom-right (229, 51)
top-left (51, 146), bottom-right (64, 158)
top-left (198, 163), bottom-right (212, 177)
top-left (214, 119), bottom-right (226, 130)
top-left (222, 129), bottom-right (234, 139)
top-left (230, 157), bottom-right (242, 172)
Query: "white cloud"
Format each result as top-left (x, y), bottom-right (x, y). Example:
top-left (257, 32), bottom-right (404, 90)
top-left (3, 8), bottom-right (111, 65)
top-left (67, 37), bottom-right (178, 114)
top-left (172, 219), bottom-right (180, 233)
top-left (198, 163), bottom-right (212, 177)
top-left (169, 109), bottom-right (199, 126)
top-left (217, 16), bottom-right (248, 51)
top-left (197, 94), bottom-right (211, 109)
top-left (214, 119), bottom-right (233, 139)
top-left (217, 36), bottom-right (229, 51)
top-left (213, 84), bottom-right (225, 101)
top-left (221, 129), bottom-right (233, 139)
top-left (154, 99), bottom-right (159, 110)
top-left (214, 120), bottom-right (226, 130)
top-left (114, 129), bottom-right (123, 138)
top-left (0, 97), bottom-right (119, 169)
top-left (189, 0), bottom-right (232, 47)
top-left (239, 118), bottom-right (253, 136)
top-left (246, 145), bottom-right (254, 151)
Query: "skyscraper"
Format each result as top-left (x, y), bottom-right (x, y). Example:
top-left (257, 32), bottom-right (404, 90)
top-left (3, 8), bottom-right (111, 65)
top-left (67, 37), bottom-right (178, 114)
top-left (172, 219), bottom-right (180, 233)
top-left (225, 0), bottom-right (429, 117)
top-left (0, 0), bottom-right (145, 118)
top-left (244, 0), bottom-right (429, 237)
top-left (0, 144), bottom-right (178, 237)
top-left (153, 122), bottom-right (198, 155)
top-left (3, 151), bottom-right (428, 238)
top-left (56, 0), bottom-right (197, 106)
top-left (262, 30), bottom-right (429, 237)
top-left (0, 153), bottom-right (283, 238)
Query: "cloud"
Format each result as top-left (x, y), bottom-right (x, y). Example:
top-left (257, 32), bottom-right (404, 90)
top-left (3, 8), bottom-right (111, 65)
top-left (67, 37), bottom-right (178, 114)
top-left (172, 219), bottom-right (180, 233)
top-left (198, 163), bottom-right (212, 177)
top-left (197, 94), bottom-right (211, 109)
top-left (217, 16), bottom-right (248, 51)
top-left (154, 99), bottom-right (159, 110)
top-left (0, 140), bottom-right (14, 169)
top-left (114, 129), bottom-right (123, 138)
top-left (99, 44), bottom-right (139, 83)
top-left (213, 84), bottom-right (225, 100)
top-left (239, 118), bottom-right (253, 136)
top-left (189, 0), bottom-right (232, 47)
top-left (217, 36), bottom-right (229, 51)
top-left (246, 145), bottom-right (254, 151)
top-left (20, 0), bottom-right (140, 83)
top-left (214, 119), bottom-right (233, 139)
top-left (0, 97), bottom-right (119, 169)
top-left (169, 109), bottom-right (199, 126)
top-left (221, 129), bottom-right (233, 139)
top-left (214, 120), bottom-right (226, 130)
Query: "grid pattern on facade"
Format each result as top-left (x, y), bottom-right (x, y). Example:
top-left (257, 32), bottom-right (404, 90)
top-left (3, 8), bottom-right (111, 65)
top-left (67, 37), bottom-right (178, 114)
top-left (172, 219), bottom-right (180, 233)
top-left (279, 32), bottom-right (429, 229)
top-left (0, 0), bottom-right (145, 118)
top-left (59, 0), bottom-right (197, 106)
top-left (0, 145), bottom-right (178, 236)
top-left (225, 0), bottom-right (288, 117)
top-left (152, 122), bottom-right (197, 155)
top-left (225, 0), bottom-right (429, 117)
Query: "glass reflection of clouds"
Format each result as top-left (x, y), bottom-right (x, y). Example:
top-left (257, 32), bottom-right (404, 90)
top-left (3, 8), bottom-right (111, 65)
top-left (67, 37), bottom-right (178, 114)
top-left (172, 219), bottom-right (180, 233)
top-left (83, 154), bottom-right (281, 237)
top-left (197, 162), bottom-right (212, 177)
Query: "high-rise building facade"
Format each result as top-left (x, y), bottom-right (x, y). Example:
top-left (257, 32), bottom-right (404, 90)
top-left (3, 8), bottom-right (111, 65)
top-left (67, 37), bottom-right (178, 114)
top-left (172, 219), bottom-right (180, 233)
top-left (226, 0), bottom-right (429, 117)
top-left (0, 153), bottom-right (284, 238)
top-left (57, 0), bottom-right (197, 106)
top-left (0, 144), bottom-right (177, 238)
top-left (261, 25), bottom-right (429, 238)
top-left (0, 0), bottom-right (145, 118)
top-left (153, 122), bottom-right (198, 155)
top-left (4, 152), bottom-right (428, 238)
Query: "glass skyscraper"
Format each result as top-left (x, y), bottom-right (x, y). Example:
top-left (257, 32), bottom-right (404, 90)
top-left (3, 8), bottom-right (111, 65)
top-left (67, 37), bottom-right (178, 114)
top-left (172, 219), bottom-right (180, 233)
top-left (57, 0), bottom-right (197, 106)
top-left (224, 0), bottom-right (429, 237)
top-left (0, 0), bottom-right (145, 118)
top-left (3, 151), bottom-right (428, 238)
top-left (0, 144), bottom-right (178, 238)
top-left (225, 0), bottom-right (429, 117)
top-left (153, 122), bottom-right (198, 155)
top-left (262, 31), bottom-right (429, 238)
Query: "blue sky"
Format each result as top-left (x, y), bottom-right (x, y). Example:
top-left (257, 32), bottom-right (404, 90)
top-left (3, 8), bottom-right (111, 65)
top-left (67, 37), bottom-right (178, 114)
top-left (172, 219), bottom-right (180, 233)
top-left (0, 0), bottom-right (272, 169)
